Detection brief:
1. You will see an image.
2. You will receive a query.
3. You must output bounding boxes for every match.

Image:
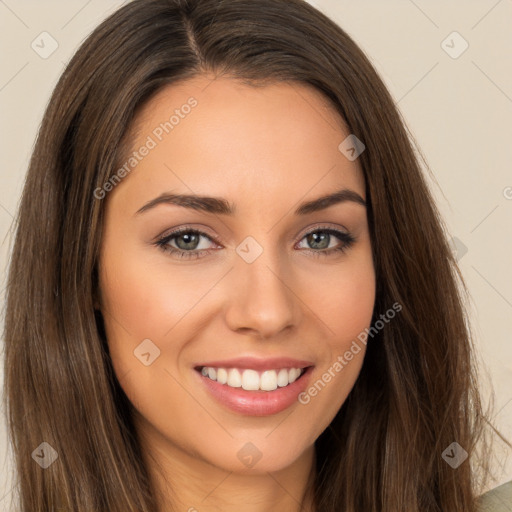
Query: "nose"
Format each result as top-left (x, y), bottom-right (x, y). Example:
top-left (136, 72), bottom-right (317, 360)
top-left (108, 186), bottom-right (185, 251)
top-left (223, 247), bottom-right (300, 339)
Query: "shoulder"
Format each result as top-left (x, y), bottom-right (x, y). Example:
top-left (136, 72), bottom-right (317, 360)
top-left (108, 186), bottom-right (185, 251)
top-left (477, 480), bottom-right (512, 512)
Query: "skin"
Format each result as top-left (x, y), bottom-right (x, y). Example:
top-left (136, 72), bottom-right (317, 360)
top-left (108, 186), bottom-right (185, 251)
top-left (97, 74), bottom-right (376, 512)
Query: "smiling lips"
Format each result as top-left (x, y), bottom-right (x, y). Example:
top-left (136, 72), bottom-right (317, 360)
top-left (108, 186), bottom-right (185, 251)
top-left (194, 357), bottom-right (314, 416)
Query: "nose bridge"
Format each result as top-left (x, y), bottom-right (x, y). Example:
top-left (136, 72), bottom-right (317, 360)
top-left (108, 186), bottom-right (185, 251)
top-left (224, 236), bottom-right (299, 337)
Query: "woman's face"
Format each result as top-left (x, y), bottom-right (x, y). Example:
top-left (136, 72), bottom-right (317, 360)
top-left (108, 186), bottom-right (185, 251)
top-left (98, 75), bottom-right (375, 475)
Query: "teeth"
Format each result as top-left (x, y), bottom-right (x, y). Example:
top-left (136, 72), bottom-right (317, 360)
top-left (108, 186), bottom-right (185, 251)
top-left (200, 366), bottom-right (305, 391)
top-left (260, 370), bottom-right (278, 391)
top-left (216, 368), bottom-right (228, 384)
top-left (277, 368), bottom-right (289, 387)
top-left (242, 369), bottom-right (260, 390)
top-left (227, 368), bottom-right (242, 388)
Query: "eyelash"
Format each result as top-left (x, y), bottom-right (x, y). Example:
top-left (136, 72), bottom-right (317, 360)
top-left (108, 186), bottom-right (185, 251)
top-left (154, 225), bottom-right (356, 260)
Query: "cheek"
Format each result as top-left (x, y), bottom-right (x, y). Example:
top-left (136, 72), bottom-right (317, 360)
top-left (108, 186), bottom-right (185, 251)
top-left (97, 248), bottom-right (212, 437)
top-left (299, 248), bottom-right (376, 352)
top-left (98, 241), bottom-right (231, 428)
top-left (327, 267), bottom-right (376, 348)
top-left (294, 256), bottom-right (375, 426)
top-left (99, 245), bottom-right (217, 354)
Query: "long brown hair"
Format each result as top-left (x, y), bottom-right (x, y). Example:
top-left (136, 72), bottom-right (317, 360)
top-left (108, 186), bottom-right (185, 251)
top-left (3, 0), bottom-right (503, 510)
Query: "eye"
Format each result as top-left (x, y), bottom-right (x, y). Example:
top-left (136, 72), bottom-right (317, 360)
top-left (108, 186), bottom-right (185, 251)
top-left (154, 225), bottom-right (356, 260)
top-left (155, 228), bottom-right (218, 260)
top-left (296, 226), bottom-right (356, 257)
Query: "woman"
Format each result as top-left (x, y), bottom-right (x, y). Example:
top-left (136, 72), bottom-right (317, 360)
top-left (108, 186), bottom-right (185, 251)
top-left (3, 0), bottom-right (510, 510)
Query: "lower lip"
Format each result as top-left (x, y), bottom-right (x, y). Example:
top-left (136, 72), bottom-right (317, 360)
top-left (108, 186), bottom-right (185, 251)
top-left (195, 367), bottom-right (314, 416)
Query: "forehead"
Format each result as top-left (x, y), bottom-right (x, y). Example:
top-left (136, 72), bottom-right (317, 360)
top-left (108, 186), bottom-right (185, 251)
top-left (111, 75), bottom-right (365, 213)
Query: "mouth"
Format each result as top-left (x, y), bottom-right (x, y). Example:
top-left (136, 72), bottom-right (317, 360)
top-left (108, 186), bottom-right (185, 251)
top-left (193, 361), bottom-right (314, 416)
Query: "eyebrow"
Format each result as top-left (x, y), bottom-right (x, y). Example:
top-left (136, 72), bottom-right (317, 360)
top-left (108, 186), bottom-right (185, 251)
top-left (134, 188), bottom-right (366, 216)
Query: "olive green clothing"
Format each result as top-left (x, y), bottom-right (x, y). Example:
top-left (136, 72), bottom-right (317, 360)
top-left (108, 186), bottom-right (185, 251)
top-left (478, 480), bottom-right (512, 511)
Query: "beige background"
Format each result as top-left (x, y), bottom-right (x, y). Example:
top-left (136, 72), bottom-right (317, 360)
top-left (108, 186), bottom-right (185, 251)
top-left (1, 0), bottom-right (511, 508)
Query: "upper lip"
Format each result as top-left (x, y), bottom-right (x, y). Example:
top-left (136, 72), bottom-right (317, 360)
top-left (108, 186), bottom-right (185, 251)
top-left (194, 356), bottom-right (314, 372)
